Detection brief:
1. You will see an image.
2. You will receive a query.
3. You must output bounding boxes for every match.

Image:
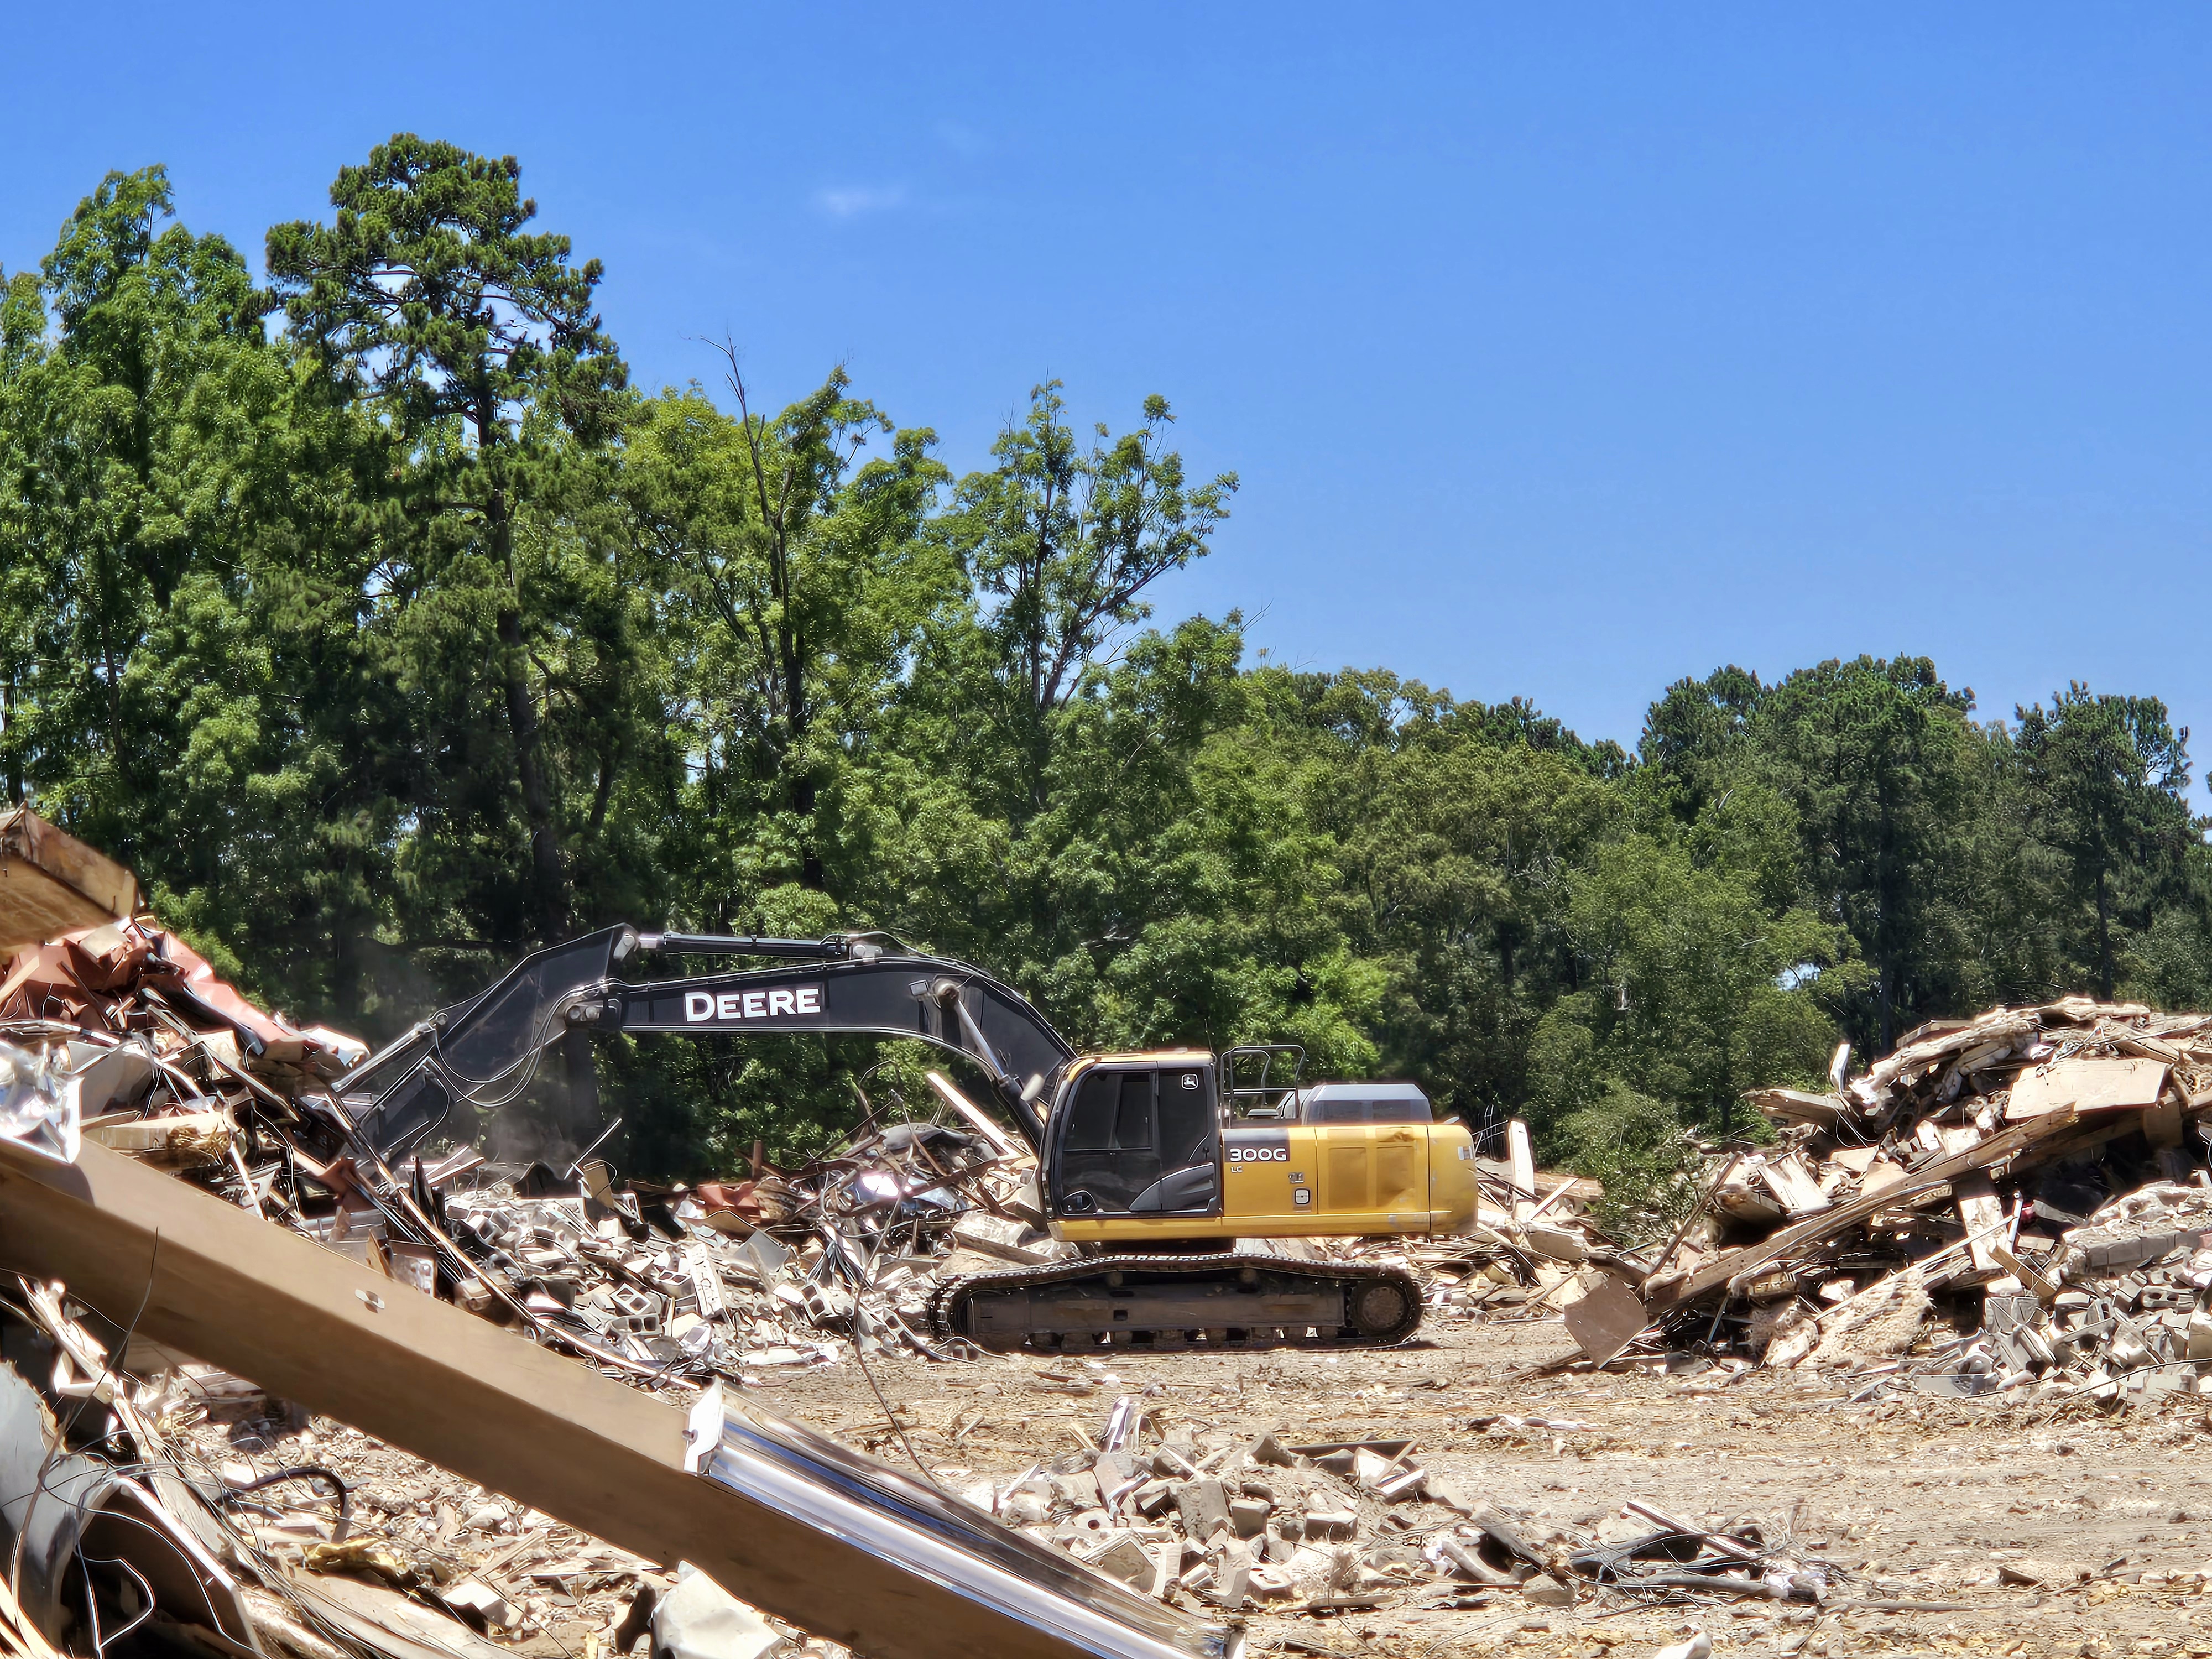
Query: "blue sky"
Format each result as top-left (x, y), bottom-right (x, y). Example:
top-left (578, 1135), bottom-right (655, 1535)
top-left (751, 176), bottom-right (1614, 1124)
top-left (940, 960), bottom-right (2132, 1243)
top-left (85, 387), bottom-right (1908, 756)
top-left (8, 6), bottom-right (2211, 786)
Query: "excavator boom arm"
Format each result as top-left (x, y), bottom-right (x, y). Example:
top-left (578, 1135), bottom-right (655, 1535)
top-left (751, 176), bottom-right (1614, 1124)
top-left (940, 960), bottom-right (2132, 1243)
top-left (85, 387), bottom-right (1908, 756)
top-left (333, 926), bottom-right (1074, 1164)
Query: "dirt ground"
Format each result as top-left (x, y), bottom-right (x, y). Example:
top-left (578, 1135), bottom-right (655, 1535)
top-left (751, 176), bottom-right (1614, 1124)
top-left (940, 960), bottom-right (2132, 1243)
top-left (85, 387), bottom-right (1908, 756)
top-left (752, 1309), bottom-right (2212, 1659)
top-left (211, 1308), bottom-right (2212, 1659)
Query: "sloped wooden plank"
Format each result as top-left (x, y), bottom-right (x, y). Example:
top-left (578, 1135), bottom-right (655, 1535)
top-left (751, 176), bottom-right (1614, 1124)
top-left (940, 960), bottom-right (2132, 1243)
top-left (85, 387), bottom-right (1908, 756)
top-left (0, 807), bottom-right (139, 956)
top-left (2004, 1057), bottom-right (2166, 1121)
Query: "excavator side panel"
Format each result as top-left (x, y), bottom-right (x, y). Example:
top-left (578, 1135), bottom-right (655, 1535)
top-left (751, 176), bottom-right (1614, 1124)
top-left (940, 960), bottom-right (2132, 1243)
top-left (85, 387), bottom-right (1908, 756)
top-left (1429, 1118), bottom-right (1479, 1230)
top-left (1217, 1119), bottom-right (1301, 1215)
top-left (1307, 1122), bottom-right (1424, 1229)
top-left (1321, 1125), bottom-right (1370, 1211)
top-left (1374, 1125), bottom-right (1423, 1211)
top-left (1056, 1121), bottom-right (1477, 1242)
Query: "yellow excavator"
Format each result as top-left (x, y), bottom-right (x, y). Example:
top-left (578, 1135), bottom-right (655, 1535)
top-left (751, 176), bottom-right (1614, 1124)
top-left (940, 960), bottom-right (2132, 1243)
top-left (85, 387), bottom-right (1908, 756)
top-left (328, 926), bottom-right (1478, 1350)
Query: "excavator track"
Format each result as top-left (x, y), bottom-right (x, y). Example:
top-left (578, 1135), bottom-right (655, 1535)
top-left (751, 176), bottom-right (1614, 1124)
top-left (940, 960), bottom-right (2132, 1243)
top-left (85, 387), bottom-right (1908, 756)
top-left (927, 1251), bottom-right (1425, 1352)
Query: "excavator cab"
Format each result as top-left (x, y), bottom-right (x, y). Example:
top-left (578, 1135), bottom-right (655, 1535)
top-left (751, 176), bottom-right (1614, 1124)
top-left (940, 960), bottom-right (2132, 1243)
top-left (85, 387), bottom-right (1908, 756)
top-left (1045, 1054), bottom-right (1222, 1218)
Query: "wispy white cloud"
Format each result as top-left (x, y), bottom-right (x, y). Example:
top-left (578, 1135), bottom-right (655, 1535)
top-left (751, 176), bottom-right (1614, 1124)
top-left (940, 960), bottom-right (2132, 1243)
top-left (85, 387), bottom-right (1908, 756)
top-left (813, 184), bottom-right (906, 219)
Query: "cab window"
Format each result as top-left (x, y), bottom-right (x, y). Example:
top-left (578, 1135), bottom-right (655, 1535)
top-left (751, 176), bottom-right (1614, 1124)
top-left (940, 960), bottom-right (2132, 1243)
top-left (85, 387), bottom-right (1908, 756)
top-left (1066, 1070), bottom-right (1155, 1151)
top-left (1052, 1065), bottom-right (1220, 1218)
top-left (1301, 1091), bottom-right (1434, 1125)
top-left (1157, 1069), bottom-right (1213, 1165)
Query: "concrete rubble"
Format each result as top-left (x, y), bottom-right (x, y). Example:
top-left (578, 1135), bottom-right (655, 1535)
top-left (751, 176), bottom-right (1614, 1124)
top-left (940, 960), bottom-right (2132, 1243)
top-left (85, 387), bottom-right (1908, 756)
top-left (0, 1235), bottom-right (735, 1659)
top-left (1632, 996), bottom-right (2212, 1406)
top-left (974, 1393), bottom-right (1856, 1617)
top-left (0, 1048), bottom-right (1246, 1659)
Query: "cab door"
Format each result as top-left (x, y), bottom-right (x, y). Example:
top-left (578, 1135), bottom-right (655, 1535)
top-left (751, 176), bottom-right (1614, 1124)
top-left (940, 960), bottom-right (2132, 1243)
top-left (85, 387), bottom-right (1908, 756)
top-left (1047, 1063), bottom-right (1220, 1218)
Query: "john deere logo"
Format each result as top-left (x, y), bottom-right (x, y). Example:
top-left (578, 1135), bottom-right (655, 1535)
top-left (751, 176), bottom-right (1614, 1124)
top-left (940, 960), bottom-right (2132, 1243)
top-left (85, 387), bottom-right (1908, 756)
top-left (683, 986), bottom-right (825, 1021)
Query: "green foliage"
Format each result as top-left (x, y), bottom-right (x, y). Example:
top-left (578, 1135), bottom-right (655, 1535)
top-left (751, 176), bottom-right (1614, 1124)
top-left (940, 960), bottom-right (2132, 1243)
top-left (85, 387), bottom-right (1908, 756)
top-left (1751, 656), bottom-right (1980, 1051)
top-left (1552, 1082), bottom-right (1712, 1245)
top-left (1557, 823), bottom-right (1847, 1134)
top-left (941, 381), bottom-right (1238, 821)
top-left (2014, 684), bottom-right (2199, 1001)
top-left (620, 374), bottom-right (958, 909)
top-left (268, 134), bottom-right (631, 946)
top-left (7, 143), bottom-right (2212, 1188)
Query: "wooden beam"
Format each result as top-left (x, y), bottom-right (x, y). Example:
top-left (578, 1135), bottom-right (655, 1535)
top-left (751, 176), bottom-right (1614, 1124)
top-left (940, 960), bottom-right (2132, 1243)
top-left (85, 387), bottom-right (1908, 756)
top-left (0, 1138), bottom-right (1226, 1659)
top-left (1506, 1120), bottom-right (1536, 1222)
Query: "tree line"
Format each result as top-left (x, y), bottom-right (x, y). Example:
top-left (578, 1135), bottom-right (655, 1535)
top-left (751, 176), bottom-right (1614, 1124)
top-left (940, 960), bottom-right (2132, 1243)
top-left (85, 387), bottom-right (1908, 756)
top-left (4, 138), bottom-right (2208, 1183)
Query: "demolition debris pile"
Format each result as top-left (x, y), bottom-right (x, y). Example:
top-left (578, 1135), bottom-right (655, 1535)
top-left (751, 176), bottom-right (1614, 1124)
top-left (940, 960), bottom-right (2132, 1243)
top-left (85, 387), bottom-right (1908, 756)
top-left (0, 1232), bottom-right (857, 1659)
top-left (1643, 997), bottom-right (2212, 1400)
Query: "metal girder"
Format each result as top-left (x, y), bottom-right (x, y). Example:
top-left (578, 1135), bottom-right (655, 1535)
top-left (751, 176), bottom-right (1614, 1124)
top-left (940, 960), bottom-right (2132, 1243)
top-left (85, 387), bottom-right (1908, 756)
top-left (0, 1137), bottom-right (1235, 1659)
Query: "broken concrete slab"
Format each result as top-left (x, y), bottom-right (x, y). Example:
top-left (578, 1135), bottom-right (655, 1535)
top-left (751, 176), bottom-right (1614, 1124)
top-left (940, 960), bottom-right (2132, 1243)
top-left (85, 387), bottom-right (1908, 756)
top-left (1562, 1270), bottom-right (1647, 1365)
top-left (1175, 1479), bottom-right (1231, 1543)
top-left (653, 1562), bottom-right (788, 1659)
